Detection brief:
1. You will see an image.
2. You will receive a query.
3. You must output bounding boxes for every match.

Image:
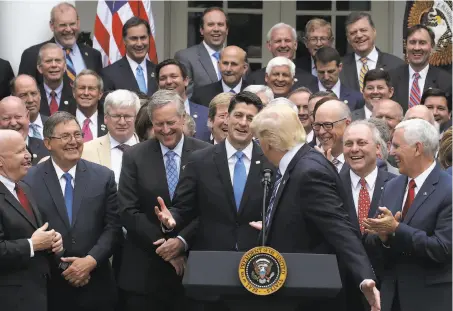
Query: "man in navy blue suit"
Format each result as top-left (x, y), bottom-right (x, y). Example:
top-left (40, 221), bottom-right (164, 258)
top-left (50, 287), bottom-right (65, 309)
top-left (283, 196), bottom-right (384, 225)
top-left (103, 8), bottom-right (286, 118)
top-left (156, 59), bottom-right (210, 141)
top-left (314, 46), bottom-right (363, 111)
top-left (364, 119), bottom-right (452, 311)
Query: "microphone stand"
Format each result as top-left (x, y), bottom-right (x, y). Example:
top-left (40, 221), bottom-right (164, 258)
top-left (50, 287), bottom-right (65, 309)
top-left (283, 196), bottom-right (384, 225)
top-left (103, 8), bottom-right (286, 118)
top-left (261, 170), bottom-right (272, 246)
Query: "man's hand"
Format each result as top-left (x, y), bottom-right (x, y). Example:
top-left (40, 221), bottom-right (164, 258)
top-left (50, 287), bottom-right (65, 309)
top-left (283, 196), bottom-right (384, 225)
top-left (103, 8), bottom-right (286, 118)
top-left (249, 221), bottom-right (262, 231)
top-left (51, 232), bottom-right (64, 253)
top-left (61, 255), bottom-right (97, 287)
top-left (155, 238), bottom-right (185, 261)
top-left (363, 207), bottom-right (399, 236)
top-left (314, 146), bottom-right (333, 162)
top-left (154, 196), bottom-right (176, 229)
top-left (169, 255), bottom-right (186, 276)
top-left (361, 279), bottom-right (381, 311)
top-left (31, 222), bottom-right (56, 251)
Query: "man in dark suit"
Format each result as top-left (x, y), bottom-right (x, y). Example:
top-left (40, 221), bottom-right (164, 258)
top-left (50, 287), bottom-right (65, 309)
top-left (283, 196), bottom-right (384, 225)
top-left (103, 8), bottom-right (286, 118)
top-left (246, 104), bottom-right (380, 311)
top-left (306, 91), bottom-right (338, 147)
top-left (0, 129), bottom-right (63, 311)
top-left (314, 46), bottom-right (363, 111)
top-left (19, 3), bottom-right (102, 85)
top-left (156, 59), bottom-right (210, 141)
top-left (0, 58), bottom-right (14, 100)
top-left (364, 119), bottom-right (451, 311)
top-left (175, 7), bottom-right (228, 95)
top-left (102, 17), bottom-right (158, 97)
top-left (117, 90), bottom-right (210, 311)
top-left (341, 12), bottom-right (404, 92)
top-left (23, 112), bottom-right (121, 311)
top-left (390, 24), bottom-right (452, 112)
top-left (74, 70), bottom-right (107, 141)
top-left (192, 46), bottom-right (248, 107)
top-left (0, 96), bottom-right (49, 165)
top-left (37, 43), bottom-right (77, 117)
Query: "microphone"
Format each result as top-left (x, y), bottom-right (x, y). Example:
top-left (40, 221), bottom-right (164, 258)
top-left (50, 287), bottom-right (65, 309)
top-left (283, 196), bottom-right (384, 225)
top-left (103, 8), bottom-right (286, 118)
top-left (261, 168), bottom-right (273, 246)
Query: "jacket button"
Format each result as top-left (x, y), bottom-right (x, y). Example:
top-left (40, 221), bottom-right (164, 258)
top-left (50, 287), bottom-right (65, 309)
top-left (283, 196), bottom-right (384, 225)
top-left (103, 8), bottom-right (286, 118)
top-left (71, 239), bottom-right (76, 244)
top-left (235, 222), bottom-right (239, 227)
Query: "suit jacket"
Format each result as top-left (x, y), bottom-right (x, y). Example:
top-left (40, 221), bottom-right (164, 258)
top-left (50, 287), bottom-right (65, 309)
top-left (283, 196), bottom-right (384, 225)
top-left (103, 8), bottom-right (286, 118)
top-left (188, 100), bottom-right (210, 141)
top-left (340, 48), bottom-right (405, 92)
top-left (102, 56), bottom-right (158, 97)
top-left (23, 159), bottom-right (121, 310)
top-left (352, 107), bottom-right (366, 121)
top-left (339, 83), bottom-right (364, 111)
top-left (82, 134), bottom-right (112, 169)
top-left (18, 38), bottom-right (103, 85)
top-left (38, 83), bottom-right (77, 117)
top-left (365, 164), bottom-right (452, 311)
top-left (0, 58), bottom-right (14, 100)
top-left (295, 56), bottom-right (315, 74)
top-left (191, 80), bottom-right (249, 107)
top-left (28, 136), bottom-right (50, 166)
top-left (0, 181), bottom-right (50, 311)
top-left (265, 144), bottom-right (376, 310)
top-left (117, 137), bottom-right (210, 294)
top-left (389, 65), bottom-right (453, 112)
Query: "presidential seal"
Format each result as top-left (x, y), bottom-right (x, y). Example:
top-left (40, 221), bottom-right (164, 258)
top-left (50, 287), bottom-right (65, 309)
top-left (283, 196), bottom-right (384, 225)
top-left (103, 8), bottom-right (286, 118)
top-left (238, 246), bottom-right (287, 296)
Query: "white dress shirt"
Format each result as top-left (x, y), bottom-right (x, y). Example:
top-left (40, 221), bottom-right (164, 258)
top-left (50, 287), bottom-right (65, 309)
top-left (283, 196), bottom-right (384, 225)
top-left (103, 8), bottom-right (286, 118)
top-left (183, 99), bottom-right (191, 116)
top-left (110, 134), bottom-right (139, 184)
top-left (28, 113), bottom-right (44, 139)
top-left (318, 79), bottom-right (341, 98)
top-left (52, 159), bottom-right (76, 194)
top-left (203, 41), bottom-right (222, 79)
top-left (126, 54), bottom-right (148, 87)
top-left (355, 46), bottom-right (379, 81)
top-left (408, 64), bottom-right (430, 104)
top-left (44, 82), bottom-right (64, 107)
top-left (225, 138), bottom-right (253, 185)
top-left (76, 109), bottom-right (99, 139)
top-left (350, 167), bottom-right (378, 215)
top-left (222, 79), bottom-right (242, 94)
top-left (401, 161), bottom-right (436, 210)
top-left (364, 105), bottom-right (372, 119)
top-left (333, 153), bottom-right (345, 173)
top-left (306, 130), bottom-right (314, 144)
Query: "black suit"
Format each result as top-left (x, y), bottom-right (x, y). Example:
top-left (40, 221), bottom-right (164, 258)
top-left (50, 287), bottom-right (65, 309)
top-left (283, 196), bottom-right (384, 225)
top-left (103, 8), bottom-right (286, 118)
top-left (102, 57), bottom-right (158, 96)
top-left (191, 80), bottom-right (248, 107)
top-left (19, 39), bottom-right (103, 85)
top-left (265, 144), bottom-right (376, 310)
top-left (117, 137), bottom-right (210, 311)
top-left (0, 181), bottom-right (50, 311)
top-left (0, 58), bottom-right (14, 100)
top-left (28, 136), bottom-right (50, 166)
top-left (38, 83), bottom-right (77, 117)
top-left (23, 159), bottom-right (121, 311)
top-left (247, 67), bottom-right (318, 93)
top-left (389, 65), bottom-right (453, 112)
top-left (295, 56), bottom-right (315, 75)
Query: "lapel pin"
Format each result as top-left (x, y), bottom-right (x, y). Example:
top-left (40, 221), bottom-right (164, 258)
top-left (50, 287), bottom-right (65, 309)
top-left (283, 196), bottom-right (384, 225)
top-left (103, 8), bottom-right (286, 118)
top-left (64, 100), bottom-right (68, 105)
top-left (379, 67), bottom-right (384, 71)
top-left (283, 180), bottom-right (286, 185)
top-left (294, 78), bottom-right (298, 82)
top-left (101, 124), bottom-right (106, 131)
top-left (343, 100), bottom-right (348, 105)
top-left (423, 192), bottom-right (427, 195)
top-left (84, 52), bottom-right (88, 56)
top-left (193, 113), bottom-right (198, 119)
top-left (182, 165), bottom-right (186, 170)
top-left (255, 160), bottom-right (260, 164)
top-left (33, 154), bottom-right (37, 159)
top-left (151, 72), bottom-right (155, 78)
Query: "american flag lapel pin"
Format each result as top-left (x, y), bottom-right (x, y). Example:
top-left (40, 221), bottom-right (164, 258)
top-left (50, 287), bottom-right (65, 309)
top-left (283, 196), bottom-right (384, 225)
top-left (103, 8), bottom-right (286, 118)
top-left (64, 101), bottom-right (69, 105)
top-left (255, 161), bottom-right (260, 164)
top-left (84, 52), bottom-right (88, 56)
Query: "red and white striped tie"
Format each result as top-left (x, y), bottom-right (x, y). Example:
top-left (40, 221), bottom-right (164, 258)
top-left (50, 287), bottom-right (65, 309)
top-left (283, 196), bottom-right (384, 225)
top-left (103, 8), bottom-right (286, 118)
top-left (409, 72), bottom-right (421, 108)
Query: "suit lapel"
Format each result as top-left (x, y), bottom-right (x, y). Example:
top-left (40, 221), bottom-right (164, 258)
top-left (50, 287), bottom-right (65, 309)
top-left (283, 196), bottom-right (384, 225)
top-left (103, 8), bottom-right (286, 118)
top-left (346, 54), bottom-right (360, 91)
top-left (60, 82), bottom-right (75, 114)
top-left (0, 182), bottom-right (37, 229)
top-left (238, 142), bottom-right (262, 215)
top-left (401, 65), bottom-right (410, 108)
top-left (97, 135), bottom-right (112, 168)
top-left (119, 57), bottom-right (140, 92)
top-left (340, 169), bottom-right (360, 231)
top-left (19, 181), bottom-right (41, 227)
top-left (39, 84), bottom-right (51, 116)
top-left (369, 169), bottom-right (388, 218)
top-left (97, 110), bottom-right (107, 137)
top-left (424, 67), bottom-right (438, 92)
top-left (213, 141), bottom-right (236, 214)
top-left (197, 44), bottom-right (218, 83)
top-left (146, 60), bottom-right (157, 96)
top-left (78, 44), bottom-right (92, 69)
top-left (71, 160), bottom-right (89, 227)
top-left (181, 137), bottom-right (195, 174)
top-left (151, 139), bottom-right (172, 203)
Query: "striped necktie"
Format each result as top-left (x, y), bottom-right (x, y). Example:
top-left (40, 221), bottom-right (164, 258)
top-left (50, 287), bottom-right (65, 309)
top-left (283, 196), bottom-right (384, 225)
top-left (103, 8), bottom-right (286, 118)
top-left (29, 123), bottom-right (42, 139)
top-left (409, 72), bottom-right (421, 108)
top-left (64, 48), bottom-right (77, 82)
top-left (359, 57), bottom-right (369, 92)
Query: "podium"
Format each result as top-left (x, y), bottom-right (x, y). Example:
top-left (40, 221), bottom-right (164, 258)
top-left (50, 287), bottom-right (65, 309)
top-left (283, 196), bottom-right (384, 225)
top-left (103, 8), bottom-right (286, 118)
top-left (183, 251), bottom-right (342, 311)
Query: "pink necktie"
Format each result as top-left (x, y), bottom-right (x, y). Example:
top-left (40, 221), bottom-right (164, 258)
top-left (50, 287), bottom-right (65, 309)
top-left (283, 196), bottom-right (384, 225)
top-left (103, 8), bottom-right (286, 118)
top-left (409, 72), bottom-right (421, 108)
top-left (82, 119), bottom-right (93, 142)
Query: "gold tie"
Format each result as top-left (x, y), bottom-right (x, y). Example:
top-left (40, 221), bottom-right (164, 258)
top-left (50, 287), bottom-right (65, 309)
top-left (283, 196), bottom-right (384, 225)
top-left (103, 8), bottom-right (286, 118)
top-left (359, 57), bottom-right (369, 92)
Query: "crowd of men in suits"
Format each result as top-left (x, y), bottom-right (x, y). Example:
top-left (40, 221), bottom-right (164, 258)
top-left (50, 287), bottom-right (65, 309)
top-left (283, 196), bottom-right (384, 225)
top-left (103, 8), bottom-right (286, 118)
top-left (0, 2), bottom-right (451, 311)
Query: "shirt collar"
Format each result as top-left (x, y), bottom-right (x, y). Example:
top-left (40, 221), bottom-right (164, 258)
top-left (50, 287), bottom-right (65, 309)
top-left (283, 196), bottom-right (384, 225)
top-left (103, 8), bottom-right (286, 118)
top-left (335, 153), bottom-right (345, 164)
top-left (76, 109), bottom-right (98, 124)
top-left (279, 143), bottom-right (304, 176)
top-left (355, 46), bottom-right (378, 63)
top-left (44, 82), bottom-right (63, 97)
top-left (318, 79), bottom-right (341, 97)
top-left (350, 166), bottom-right (378, 190)
top-left (409, 63), bottom-right (430, 79)
top-left (410, 160), bottom-right (436, 189)
top-left (54, 40), bottom-right (78, 53)
top-left (202, 41), bottom-right (221, 56)
top-left (32, 113), bottom-right (43, 128)
top-left (126, 54), bottom-right (147, 73)
top-left (109, 133), bottom-right (139, 150)
top-left (306, 130), bottom-right (314, 143)
top-left (222, 79), bottom-right (242, 93)
top-left (51, 158), bottom-right (77, 180)
top-left (225, 137), bottom-right (253, 161)
top-left (160, 135), bottom-right (185, 159)
top-left (0, 174), bottom-right (17, 193)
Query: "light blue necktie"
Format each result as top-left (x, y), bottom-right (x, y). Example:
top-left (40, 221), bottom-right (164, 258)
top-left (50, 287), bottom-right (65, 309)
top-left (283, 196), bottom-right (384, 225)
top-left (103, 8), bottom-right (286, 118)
top-left (29, 123), bottom-right (42, 139)
top-left (165, 151), bottom-right (179, 200)
top-left (212, 52), bottom-right (222, 80)
top-left (265, 169), bottom-right (282, 227)
top-left (233, 151), bottom-right (247, 210)
top-left (136, 65), bottom-right (147, 93)
top-left (63, 173), bottom-right (73, 225)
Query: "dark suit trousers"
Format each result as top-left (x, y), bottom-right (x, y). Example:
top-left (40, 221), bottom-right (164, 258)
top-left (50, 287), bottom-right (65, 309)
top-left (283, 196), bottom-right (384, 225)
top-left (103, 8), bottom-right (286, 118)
top-left (391, 285), bottom-right (401, 311)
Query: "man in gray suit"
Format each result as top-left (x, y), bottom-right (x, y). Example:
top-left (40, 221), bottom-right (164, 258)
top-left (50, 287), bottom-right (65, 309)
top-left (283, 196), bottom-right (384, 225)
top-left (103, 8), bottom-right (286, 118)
top-left (340, 12), bottom-right (404, 92)
top-left (174, 7), bottom-right (228, 96)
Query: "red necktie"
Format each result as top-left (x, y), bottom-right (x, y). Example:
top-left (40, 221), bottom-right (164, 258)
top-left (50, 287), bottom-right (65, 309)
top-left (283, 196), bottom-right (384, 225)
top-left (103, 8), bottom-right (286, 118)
top-left (15, 183), bottom-right (35, 219)
top-left (358, 178), bottom-right (371, 234)
top-left (402, 179), bottom-right (416, 218)
top-left (409, 72), bottom-right (421, 108)
top-left (49, 91), bottom-right (59, 115)
top-left (82, 119), bottom-right (93, 142)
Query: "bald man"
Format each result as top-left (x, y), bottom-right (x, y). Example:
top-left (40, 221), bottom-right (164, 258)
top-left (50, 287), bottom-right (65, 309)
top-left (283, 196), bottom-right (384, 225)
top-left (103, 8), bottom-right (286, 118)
top-left (0, 96), bottom-right (49, 165)
top-left (191, 45), bottom-right (249, 107)
top-left (372, 99), bottom-right (403, 135)
top-left (404, 105), bottom-right (436, 125)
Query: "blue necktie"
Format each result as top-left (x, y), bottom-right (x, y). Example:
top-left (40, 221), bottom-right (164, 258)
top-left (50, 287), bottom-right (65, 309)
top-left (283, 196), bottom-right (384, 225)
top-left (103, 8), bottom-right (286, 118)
top-left (233, 151), bottom-right (247, 210)
top-left (265, 169), bottom-right (282, 227)
top-left (29, 123), bottom-right (42, 139)
top-left (212, 52), bottom-right (222, 80)
top-left (136, 65), bottom-right (147, 93)
top-left (165, 151), bottom-right (179, 200)
top-left (63, 173), bottom-right (73, 225)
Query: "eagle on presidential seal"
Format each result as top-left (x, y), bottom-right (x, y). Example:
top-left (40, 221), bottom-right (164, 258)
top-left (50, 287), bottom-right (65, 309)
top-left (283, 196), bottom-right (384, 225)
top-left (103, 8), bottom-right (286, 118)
top-left (251, 258), bottom-right (275, 284)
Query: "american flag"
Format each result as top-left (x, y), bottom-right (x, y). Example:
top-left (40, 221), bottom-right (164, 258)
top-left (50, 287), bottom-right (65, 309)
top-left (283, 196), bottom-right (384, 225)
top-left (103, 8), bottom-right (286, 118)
top-left (93, 0), bottom-right (158, 67)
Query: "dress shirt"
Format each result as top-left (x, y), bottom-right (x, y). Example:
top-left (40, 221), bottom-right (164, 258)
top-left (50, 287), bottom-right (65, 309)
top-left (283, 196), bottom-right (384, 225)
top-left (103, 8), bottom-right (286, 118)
top-left (28, 113), bottom-right (44, 139)
top-left (126, 54), bottom-right (148, 87)
top-left (350, 167), bottom-right (378, 215)
top-left (401, 161), bottom-right (436, 210)
top-left (222, 79), bottom-right (242, 94)
top-left (183, 98), bottom-right (191, 116)
top-left (76, 109), bottom-right (98, 139)
top-left (52, 158), bottom-right (76, 194)
top-left (203, 41), bottom-right (222, 79)
top-left (364, 105), bottom-right (372, 119)
top-left (55, 40), bottom-right (86, 74)
top-left (0, 174), bottom-right (34, 257)
top-left (333, 153), bottom-right (345, 173)
top-left (306, 130), bottom-right (314, 144)
top-left (311, 57), bottom-right (317, 77)
top-left (318, 79), bottom-right (341, 98)
top-left (408, 64), bottom-right (430, 105)
top-left (110, 134), bottom-right (139, 184)
top-left (44, 82), bottom-right (63, 107)
top-left (355, 46), bottom-right (379, 80)
top-left (225, 138), bottom-right (253, 185)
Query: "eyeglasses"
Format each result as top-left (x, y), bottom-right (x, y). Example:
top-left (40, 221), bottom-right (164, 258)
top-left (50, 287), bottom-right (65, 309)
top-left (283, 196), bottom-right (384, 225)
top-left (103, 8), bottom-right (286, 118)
top-left (50, 132), bottom-right (84, 143)
top-left (107, 113), bottom-right (135, 122)
top-left (312, 118), bottom-right (346, 131)
top-left (307, 37), bottom-right (331, 44)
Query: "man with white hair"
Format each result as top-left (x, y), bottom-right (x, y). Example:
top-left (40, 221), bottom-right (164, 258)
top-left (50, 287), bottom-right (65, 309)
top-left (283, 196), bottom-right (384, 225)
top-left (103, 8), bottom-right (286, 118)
top-left (364, 119), bottom-right (451, 311)
top-left (243, 84), bottom-right (274, 105)
top-left (264, 56), bottom-right (296, 98)
top-left (248, 104), bottom-right (381, 311)
top-left (247, 23), bottom-right (317, 91)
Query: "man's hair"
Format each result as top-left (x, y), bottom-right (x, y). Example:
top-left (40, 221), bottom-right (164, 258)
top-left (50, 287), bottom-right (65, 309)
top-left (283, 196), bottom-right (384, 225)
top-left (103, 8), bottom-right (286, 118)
top-left (10, 74), bottom-right (38, 96)
top-left (268, 98), bottom-right (298, 114)
top-left (148, 90), bottom-right (186, 121)
top-left (439, 127), bottom-right (452, 169)
top-left (104, 89), bottom-right (141, 115)
top-left (122, 17), bottom-right (151, 38)
top-left (288, 86), bottom-right (312, 98)
top-left (228, 91), bottom-right (264, 114)
top-left (265, 56), bottom-right (295, 77)
top-left (308, 90), bottom-right (337, 102)
top-left (37, 43), bottom-right (65, 66)
top-left (73, 69), bottom-right (104, 92)
top-left (267, 23), bottom-right (297, 41)
top-left (421, 88), bottom-right (451, 113)
top-left (304, 18), bottom-right (333, 39)
top-left (200, 7), bottom-right (229, 29)
top-left (367, 118), bottom-right (391, 160)
top-left (314, 46), bottom-right (341, 66)
top-left (345, 12), bottom-right (375, 31)
top-left (155, 59), bottom-right (188, 80)
top-left (407, 24), bottom-right (435, 47)
top-left (43, 111), bottom-right (79, 139)
top-left (395, 119), bottom-right (440, 157)
top-left (363, 69), bottom-right (392, 91)
top-left (243, 85), bottom-right (274, 103)
top-left (50, 2), bottom-right (78, 23)
top-left (208, 92), bottom-right (234, 121)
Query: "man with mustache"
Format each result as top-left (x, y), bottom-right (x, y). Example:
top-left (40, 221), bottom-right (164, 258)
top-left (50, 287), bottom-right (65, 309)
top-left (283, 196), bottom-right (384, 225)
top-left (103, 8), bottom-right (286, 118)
top-left (19, 2), bottom-right (102, 85)
top-left (390, 24), bottom-right (452, 112)
top-left (340, 12), bottom-right (404, 93)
